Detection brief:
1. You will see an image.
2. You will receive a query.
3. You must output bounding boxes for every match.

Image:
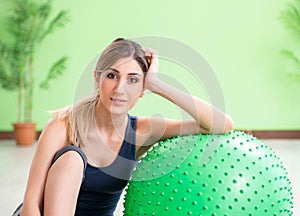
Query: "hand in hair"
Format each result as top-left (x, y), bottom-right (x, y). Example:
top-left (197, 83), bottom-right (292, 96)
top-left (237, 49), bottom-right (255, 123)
top-left (143, 48), bottom-right (159, 92)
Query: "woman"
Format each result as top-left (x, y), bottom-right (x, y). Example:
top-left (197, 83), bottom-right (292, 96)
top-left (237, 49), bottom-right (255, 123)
top-left (17, 38), bottom-right (234, 215)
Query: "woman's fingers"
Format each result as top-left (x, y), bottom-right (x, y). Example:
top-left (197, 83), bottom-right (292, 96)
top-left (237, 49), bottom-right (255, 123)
top-left (143, 48), bottom-right (158, 59)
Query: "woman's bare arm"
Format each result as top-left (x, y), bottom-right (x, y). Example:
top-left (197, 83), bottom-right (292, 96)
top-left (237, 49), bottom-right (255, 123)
top-left (136, 50), bottom-right (234, 157)
top-left (144, 51), bottom-right (233, 133)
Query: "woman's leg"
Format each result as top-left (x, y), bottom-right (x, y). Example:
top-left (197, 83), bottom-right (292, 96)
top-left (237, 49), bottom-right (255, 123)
top-left (43, 150), bottom-right (84, 216)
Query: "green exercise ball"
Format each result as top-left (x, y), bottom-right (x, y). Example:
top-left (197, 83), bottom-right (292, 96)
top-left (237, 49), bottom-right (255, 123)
top-left (124, 131), bottom-right (293, 215)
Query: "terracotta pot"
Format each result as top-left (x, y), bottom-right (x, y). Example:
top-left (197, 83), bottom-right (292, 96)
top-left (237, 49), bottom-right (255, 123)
top-left (13, 122), bottom-right (36, 146)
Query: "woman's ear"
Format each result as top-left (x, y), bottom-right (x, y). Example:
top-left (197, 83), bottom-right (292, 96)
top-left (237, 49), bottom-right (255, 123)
top-left (140, 89), bottom-right (149, 98)
top-left (139, 90), bottom-right (146, 98)
top-left (94, 69), bottom-right (98, 80)
top-left (94, 69), bottom-right (100, 86)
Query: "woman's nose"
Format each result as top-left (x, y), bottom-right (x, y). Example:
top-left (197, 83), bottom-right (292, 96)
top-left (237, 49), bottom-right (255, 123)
top-left (114, 79), bottom-right (126, 95)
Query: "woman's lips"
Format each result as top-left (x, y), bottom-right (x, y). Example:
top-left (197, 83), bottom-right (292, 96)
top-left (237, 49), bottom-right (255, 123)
top-left (110, 97), bottom-right (128, 105)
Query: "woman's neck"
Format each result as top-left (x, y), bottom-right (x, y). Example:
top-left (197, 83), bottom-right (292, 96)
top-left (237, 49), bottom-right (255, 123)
top-left (94, 104), bottom-right (128, 133)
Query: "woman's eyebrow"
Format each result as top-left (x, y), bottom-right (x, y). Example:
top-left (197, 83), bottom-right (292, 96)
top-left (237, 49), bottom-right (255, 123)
top-left (107, 67), bottom-right (120, 73)
top-left (128, 72), bottom-right (142, 76)
top-left (107, 67), bottom-right (142, 76)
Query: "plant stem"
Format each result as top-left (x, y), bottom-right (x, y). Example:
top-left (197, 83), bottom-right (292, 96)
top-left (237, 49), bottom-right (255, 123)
top-left (18, 75), bottom-right (23, 123)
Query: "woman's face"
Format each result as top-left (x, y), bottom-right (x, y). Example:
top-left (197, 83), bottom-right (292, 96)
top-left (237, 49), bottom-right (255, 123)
top-left (97, 57), bottom-right (145, 115)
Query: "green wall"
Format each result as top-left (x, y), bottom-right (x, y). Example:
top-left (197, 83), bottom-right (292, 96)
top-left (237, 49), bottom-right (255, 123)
top-left (0, 0), bottom-right (299, 131)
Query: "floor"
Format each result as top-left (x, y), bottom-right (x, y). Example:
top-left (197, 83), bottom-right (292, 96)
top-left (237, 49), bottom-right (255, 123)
top-left (0, 139), bottom-right (299, 216)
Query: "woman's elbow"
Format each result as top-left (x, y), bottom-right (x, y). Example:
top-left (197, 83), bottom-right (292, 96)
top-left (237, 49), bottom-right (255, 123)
top-left (224, 115), bottom-right (234, 133)
top-left (211, 115), bottom-right (234, 134)
top-left (205, 114), bottom-right (234, 134)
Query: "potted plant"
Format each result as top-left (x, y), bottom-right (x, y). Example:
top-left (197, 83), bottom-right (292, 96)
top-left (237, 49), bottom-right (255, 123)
top-left (0, 0), bottom-right (69, 146)
top-left (280, 0), bottom-right (300, 80)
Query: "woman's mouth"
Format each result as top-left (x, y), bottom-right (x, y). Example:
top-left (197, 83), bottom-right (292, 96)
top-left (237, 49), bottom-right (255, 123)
top-left (110, 97), bottom-right (128, 106)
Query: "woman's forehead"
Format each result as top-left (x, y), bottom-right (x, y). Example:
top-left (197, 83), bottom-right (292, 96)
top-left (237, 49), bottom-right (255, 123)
top-left (110, 57), bottom-right (144, 74)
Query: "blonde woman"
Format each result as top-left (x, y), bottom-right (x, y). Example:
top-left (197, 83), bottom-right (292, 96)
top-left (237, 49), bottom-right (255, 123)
top-left (15, 38), bottom-right (234, 216)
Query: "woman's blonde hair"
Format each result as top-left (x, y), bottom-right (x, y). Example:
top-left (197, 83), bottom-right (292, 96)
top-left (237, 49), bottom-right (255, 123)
top-left (51, 38), bottom-right (150, 147)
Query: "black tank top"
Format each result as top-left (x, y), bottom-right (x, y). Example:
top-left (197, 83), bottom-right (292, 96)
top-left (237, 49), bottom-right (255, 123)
top-left (75, 115), bottom-right (139, 216)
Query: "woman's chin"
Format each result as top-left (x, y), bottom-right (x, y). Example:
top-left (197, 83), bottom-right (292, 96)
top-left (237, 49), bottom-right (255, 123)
top-left (109, 106), bottom-right (129, 116)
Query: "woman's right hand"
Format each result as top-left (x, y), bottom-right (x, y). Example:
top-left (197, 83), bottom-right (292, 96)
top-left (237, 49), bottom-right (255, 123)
top-left (143, 48), bottom-right (160, 92)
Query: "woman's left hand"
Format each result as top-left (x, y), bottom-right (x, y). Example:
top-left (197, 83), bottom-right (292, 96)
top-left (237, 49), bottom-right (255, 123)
top-left (143, 48), bottom-right (160, 91)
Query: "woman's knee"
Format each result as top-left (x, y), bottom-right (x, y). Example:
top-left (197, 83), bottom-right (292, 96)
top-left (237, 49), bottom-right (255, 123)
top-left (48, 150), bottom-right (84, 178)
top-left (45, 150), bottom-right (85, 193)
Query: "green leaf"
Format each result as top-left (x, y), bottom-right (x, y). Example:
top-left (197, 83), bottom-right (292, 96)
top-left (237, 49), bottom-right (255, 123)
top-left (40, 56), bottom-right (68, 89)
top-left (280, 1), bottom-right (300, 39)
top-left (281, 49), bottom-right (300, 77)
top-left (0, 41), bottom-right (16, 90)
top-left (39, 10), bottom-right (70, 42)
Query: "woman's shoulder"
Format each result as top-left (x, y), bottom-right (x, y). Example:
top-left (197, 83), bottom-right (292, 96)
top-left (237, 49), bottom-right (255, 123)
top-left (38, 118), bottom-right (68, 149)
top-left (41, 117), bottom-right (68, 141)
top-left (135, 116), bottom-right (153, 140)
top-left (44, 105), bottom-right (72, 136)
top-left (46, 117), bottom-right (68, 130)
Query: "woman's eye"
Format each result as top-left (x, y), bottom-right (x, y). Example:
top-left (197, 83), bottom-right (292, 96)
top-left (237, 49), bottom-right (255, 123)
top-left (107, 73), bottom-right (117, 79)
top-left (129, 77), bottom-right (139, 83)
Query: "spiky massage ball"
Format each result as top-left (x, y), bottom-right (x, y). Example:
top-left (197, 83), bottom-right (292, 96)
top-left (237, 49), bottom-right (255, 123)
top-left (124, 131), bottom-right (293, 215)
